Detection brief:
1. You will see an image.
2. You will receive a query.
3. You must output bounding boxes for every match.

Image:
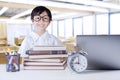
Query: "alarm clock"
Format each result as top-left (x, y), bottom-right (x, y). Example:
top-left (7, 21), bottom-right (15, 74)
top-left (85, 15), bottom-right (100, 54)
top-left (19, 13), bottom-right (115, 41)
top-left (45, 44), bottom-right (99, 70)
top-left (67, 50), bottom-right (88, 73)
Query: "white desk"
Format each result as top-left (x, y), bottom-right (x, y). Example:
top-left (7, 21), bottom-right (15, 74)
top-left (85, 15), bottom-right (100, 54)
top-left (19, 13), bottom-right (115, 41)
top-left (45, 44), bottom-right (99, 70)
top-left (0, 65), bottom-right (120, 80)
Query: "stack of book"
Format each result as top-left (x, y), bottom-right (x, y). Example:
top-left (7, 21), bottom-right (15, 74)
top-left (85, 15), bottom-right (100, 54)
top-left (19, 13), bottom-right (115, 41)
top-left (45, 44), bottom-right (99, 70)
top-left (23, 46), bottom-right (68, 70)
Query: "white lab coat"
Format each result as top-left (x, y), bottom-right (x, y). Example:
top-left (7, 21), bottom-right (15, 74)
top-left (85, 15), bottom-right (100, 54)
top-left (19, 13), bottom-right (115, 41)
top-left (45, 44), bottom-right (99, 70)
top-left (18, 31), bottom-right (63, 57)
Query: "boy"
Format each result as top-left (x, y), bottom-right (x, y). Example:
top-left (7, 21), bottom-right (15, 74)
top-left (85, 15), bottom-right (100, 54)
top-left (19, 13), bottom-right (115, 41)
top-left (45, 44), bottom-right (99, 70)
top-left (18, 6), bottom-right (63, 57)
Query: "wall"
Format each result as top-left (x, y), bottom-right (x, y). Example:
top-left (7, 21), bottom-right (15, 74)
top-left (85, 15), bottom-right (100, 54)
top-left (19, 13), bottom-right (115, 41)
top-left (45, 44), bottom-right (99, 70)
top-left (0, 22), bottom-right (7, 38)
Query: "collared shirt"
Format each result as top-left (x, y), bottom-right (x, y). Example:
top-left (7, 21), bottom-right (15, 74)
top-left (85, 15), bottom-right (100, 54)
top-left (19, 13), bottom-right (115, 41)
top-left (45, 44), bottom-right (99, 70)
top-left (18, 31), bottom-right (63, 57)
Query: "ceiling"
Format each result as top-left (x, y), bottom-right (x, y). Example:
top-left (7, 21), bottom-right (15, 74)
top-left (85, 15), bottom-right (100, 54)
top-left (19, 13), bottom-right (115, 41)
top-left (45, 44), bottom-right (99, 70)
top-left (0, 0), bottom-right (120, 22)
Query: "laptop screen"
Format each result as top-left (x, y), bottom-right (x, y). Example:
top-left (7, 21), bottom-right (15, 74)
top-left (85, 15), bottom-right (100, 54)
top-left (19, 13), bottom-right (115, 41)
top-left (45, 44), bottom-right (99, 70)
top-left (77, 35), bottom-right (120, 70)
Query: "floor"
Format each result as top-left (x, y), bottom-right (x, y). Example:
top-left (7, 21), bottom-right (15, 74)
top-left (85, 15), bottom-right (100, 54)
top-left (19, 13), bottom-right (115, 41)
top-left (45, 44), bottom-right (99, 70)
top-left (0, 64), bottom-right (120, 80)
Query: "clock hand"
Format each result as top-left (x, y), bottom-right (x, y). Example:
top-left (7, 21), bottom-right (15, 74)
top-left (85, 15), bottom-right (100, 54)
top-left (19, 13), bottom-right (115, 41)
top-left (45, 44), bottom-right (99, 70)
top-left (77, 56), bottom-right (80, 64)
top-left (74, 56), bottom-right (80, 64)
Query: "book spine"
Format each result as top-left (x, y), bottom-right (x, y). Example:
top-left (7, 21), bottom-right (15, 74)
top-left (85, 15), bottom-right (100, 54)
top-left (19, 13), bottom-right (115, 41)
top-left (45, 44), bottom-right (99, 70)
top-left (23, 60), bottom-right (66, 66)
top-left (23, 64), bottom-right (67, 70)
top-left (29, 54), bottom-right (68, 59)
top-left (26, 50), bottom-right (67, 55)
top-left (33, 46), bottom-right (66, 50)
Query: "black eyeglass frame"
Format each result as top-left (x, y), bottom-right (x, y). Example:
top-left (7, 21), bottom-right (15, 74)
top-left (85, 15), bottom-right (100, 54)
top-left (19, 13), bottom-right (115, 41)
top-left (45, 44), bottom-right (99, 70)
top-left (33, 15), bottom-right (50, 22)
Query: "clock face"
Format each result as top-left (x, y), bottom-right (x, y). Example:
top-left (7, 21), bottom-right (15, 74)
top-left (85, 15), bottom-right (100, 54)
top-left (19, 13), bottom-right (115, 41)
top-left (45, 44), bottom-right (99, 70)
top-left (68, 53), bottom-right (87, 73)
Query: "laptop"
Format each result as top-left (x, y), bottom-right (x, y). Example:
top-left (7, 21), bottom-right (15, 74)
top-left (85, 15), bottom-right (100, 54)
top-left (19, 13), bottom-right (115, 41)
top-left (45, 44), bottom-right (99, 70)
top-left (77, 35), bottom-right (120, 70)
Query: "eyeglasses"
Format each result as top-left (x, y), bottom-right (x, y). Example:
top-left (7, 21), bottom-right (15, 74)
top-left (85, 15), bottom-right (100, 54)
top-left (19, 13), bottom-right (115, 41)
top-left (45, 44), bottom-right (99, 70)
top-left (33, 15), bottom-right (50, 22)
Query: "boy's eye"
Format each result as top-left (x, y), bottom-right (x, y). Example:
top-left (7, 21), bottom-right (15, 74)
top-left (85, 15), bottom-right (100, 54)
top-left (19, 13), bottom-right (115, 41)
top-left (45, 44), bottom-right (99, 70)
top-left (34, 15), bottom-right (50, 22)
top-left (36, 17), bottom-right (40, 20)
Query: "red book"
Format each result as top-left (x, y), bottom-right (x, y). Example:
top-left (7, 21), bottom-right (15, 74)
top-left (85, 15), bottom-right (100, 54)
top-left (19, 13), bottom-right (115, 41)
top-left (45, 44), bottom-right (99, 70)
top-left (26, 50), bottom-right (67, 55)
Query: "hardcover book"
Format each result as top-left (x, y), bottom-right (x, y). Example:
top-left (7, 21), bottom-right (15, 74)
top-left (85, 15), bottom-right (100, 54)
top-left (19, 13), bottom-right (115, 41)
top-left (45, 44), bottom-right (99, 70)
top-left (26, 50), bottom-right (67, 55)
top-left (23, 46), bottom-right (68, 70)
top-left (24, 60), bottom-right (66, 66)
top-left (32, 46), bottom-right (66, 51)
top-left (23, 57), bottom-right (66, 63)
top-left (23, 64), bottom-right (67, 70)
top-left (28, 54), bottom-right (68, 59)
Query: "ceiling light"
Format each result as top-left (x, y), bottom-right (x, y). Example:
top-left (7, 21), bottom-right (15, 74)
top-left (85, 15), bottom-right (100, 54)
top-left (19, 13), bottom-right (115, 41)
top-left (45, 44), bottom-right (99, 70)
top-left (0, 7), bottom-right (8, 15)
top-left (29, 1), bottom-right (109, 13)
top-left (1, 0), bottom-right (109, 13)
top-left (10, 9), bottom-right (32, 19)
top-left (56, 0), bottom-right (120, 10)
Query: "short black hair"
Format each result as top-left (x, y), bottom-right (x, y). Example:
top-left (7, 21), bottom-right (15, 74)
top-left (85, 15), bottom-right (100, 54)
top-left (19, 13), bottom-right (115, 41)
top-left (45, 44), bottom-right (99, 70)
top-left (31, 6), bottom-right (52, 21)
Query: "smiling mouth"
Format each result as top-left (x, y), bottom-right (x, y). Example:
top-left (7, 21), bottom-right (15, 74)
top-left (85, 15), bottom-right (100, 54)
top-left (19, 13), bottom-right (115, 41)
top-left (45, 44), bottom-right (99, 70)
top-left (38, 25), bottom-right (44, 28)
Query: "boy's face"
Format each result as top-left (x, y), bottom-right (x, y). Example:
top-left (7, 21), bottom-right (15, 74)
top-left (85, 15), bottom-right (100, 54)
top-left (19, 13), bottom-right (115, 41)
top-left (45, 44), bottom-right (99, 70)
top-left (32, 11), bottom-right (51, 32)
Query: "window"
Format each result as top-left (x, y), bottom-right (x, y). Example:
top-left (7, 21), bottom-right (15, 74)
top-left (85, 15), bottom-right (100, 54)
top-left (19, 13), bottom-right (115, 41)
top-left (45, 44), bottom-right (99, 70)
top-left (58, 20), bottom-right (65, 37)
top-left (96, 14), bottom-right (108, 35)
top-left (65, 19), bottom-right (73, 38)
top-left (73, 18), bottom-right (82, 37)
top-left (83, 16), bottom-right (94, 35)
top-left (7, 23), bottom-right (31, 45)
top-left (110, 13), bottom-right (120, 34)
top-left (51, 21), bottom-right (58, 37)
